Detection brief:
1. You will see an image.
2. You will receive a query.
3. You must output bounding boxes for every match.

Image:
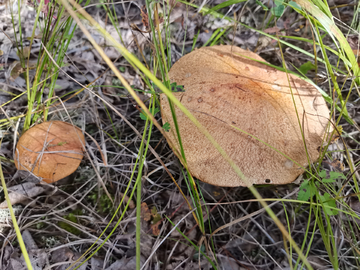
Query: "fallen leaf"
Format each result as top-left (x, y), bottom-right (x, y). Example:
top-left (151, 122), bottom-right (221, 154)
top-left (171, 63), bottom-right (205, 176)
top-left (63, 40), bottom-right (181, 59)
top-left (0, 182), bottom-right (45, 208)
top-left (264, 26), bottom-right (281, 34)
top-left (141, 202), bottom-right (151, 221)
top-left (149, 220), bottom-right (161, 236)
top-left (140, 5), bottom-right (150, 31)
top-left (330, 159), bottom-right (345, 172)
top-left (9, 61), bottom-right (37, 80)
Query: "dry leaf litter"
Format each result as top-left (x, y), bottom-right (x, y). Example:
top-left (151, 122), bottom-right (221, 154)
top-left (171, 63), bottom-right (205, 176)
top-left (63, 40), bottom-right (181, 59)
top-left (0, 0), bottom-right (359, 269)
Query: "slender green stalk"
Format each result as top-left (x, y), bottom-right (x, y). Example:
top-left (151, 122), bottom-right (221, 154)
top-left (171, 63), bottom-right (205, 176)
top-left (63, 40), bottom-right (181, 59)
top-left (294, 193), bottom-right (314, 269)
top-left (0, 162), bottom-right (33, 270)
top-left (136, 137), bottom-right (145, 270)
top-left (24, 0), bottom-right (44, 130)
top-left (136, 98), bottom-right (154, 270)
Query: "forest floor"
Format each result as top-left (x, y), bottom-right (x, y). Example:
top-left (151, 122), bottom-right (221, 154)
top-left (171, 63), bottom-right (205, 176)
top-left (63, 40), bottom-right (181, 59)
top-left (1, 0), bottom-right (360, 269)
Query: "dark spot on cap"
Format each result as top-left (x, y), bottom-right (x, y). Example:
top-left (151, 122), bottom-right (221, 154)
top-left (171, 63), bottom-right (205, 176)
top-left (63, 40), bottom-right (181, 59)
top-left (198, 97), bottom-right (203, 103)
top-left (265, 179), bottom-right (271, 184)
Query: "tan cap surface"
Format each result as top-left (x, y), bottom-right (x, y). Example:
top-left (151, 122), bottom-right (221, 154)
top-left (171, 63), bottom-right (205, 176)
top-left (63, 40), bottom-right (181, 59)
top-left (160, 45), bottom-right (332, 187)
top-left (15, 121), bottom-right (85, 183)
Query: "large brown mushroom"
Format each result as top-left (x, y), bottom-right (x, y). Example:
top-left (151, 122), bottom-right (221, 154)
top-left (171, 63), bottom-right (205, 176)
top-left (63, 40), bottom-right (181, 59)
top-left (160, 45), bottom-right (332, 187)
top-left (14, 121), bottom-right (85, 183)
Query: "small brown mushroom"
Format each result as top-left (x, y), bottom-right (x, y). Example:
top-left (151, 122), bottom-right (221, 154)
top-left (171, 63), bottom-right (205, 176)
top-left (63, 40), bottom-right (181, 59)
top-left (160, 45), bottom-right (332, 187)
top-left (14, 121), bottom-right (85, 183)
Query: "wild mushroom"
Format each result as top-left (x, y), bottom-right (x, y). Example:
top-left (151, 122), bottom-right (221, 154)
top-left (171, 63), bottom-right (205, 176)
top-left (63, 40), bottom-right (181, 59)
top-left (160, 45), bottom-right (332, 187)
top-left (14, 121), bottom-right (85, 183)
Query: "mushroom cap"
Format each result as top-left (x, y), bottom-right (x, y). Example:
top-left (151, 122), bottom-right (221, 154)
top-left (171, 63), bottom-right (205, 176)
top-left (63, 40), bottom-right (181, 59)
top-left (14, 121), bottom-right (85, 183)
top-left (160, 45), bottom-right (331, 187)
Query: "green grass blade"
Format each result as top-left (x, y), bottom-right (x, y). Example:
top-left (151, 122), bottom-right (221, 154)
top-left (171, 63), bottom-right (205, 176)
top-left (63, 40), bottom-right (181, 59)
top-left (204, 0), bottom-right (247, 16)
top-left (295, 0), bottom-right (360, 84)
top-left (0, 163), bottom-right (33, 270)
